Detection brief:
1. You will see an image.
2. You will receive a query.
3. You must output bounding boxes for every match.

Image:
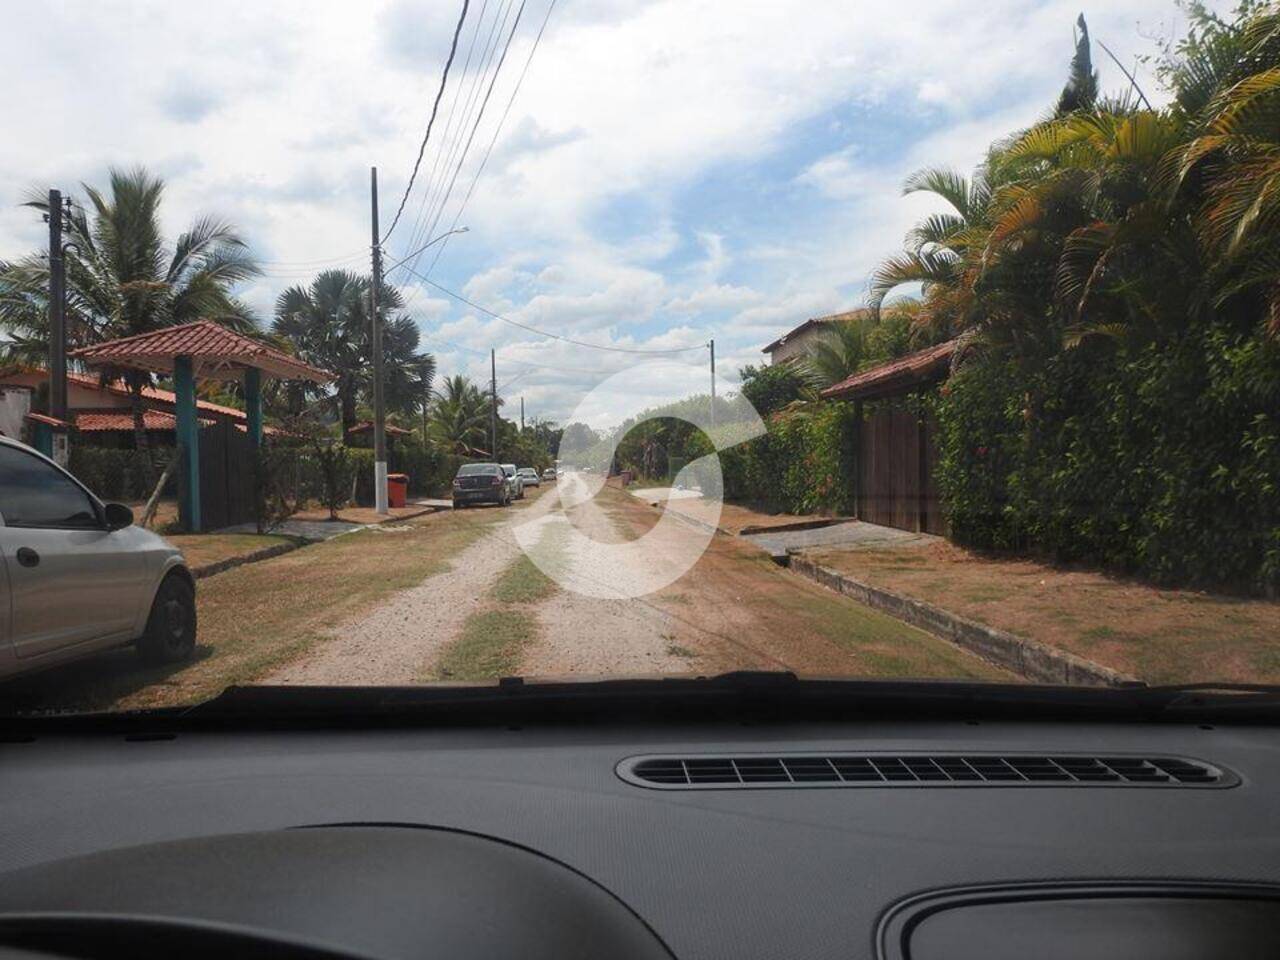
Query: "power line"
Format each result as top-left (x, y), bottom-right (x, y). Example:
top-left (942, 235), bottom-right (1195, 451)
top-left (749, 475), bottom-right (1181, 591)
top-left (382, 0), bottom-right (471, 243)
top-left (397, 0), bottom-right (497, 275)
top-left (411, 0), bottom-right (527, 279)
top-left (394, 0), bottom-right (523, 301)
top-left (397, 261), bottom-right (707, 355)
top-left (421, 0), bottom-right (559, 279)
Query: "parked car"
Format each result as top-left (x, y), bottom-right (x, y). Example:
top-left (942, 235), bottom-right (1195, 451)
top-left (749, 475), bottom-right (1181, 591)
top-left (500, 463), bottom-right (524, 500)
top-left (517, 467), bottom-right (540, 488)
top-left (542, 468), bottom-right (556, 482)
top-left (451, 462), bottom-right (510, 509)
top-left (0, 435), bottom-right (197, 682)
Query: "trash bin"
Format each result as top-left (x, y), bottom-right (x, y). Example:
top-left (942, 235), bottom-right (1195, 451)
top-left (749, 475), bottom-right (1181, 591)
top-left (386, 473), bottom-right (409, 508)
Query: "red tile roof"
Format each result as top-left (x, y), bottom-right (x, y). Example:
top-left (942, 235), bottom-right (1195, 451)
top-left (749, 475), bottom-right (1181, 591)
top-left (820, 339), bottom-right (959, 401)
top-left (25, 412), bottom-right (72, 429)
top-left (70, 320), bottom-right (333, 383)
top-left (346, 420), bottom-right (412, 437)
top-left (59, 370), bottom-right (248, 420)
top-left (762, 309), bottom-right (868, 355)
top-left (75, 410), bottom-right (216, 432)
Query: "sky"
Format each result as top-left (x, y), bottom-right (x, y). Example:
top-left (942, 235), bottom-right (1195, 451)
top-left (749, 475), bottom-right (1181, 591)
top-left (0, 0), bottom-right (1216, 428)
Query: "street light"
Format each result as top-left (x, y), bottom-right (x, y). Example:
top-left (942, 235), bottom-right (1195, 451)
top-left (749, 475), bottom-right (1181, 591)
top-left (370, 224), bottom-right (469, 515)
top-left (382, 227), bottom-right (469, 274)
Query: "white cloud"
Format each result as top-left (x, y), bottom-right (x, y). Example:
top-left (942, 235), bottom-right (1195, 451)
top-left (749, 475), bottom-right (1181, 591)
top-left (0, 0), bottom-right (1221, 424)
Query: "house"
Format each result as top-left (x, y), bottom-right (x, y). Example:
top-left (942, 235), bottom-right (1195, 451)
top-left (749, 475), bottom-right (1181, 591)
top-left (761, 309), bottom-right (866, 365)
top-left (0, 367), bottom-right (249, 448)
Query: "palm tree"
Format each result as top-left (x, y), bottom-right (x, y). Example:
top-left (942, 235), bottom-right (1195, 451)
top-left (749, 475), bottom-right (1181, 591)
top-left (0, 167), bottom-right (259, 482)
top-left (797, 314), bottom-right (868, 391)
top-left (274, 270), bottom-right (367, 429)
top-left (272, 270), bottom-right (436, 432)
top-left (429, 374), bottom-right (490, 454)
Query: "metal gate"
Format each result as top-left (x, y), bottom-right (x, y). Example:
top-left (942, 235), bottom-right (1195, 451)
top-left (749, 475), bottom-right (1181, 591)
top-left (857, 405), bottom-right (945, 535)
top-left (198, 419), bottom-right (255, 530)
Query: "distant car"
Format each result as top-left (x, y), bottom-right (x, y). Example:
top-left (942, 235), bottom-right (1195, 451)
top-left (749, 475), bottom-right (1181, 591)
top-left (517, 467), bottom-right (540, 488)
top-left (0, 435), bottom-right (197, 682)
top-left (451, 462), bottom-right (510, 509)
top-left (541, 468), bottom-right (556, 482)
top-left (500, 463), bottom-right (524, 500)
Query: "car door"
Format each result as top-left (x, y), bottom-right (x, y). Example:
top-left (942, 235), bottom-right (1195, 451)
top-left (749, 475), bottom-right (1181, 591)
top-left (0, 442), bottom-right (145, 659)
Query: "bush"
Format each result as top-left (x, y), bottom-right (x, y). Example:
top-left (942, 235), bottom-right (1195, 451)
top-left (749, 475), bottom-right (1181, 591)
top-left (933, 323), bottom-right (1280, 593)
top-left (714, 402), bottom-right (858, 515)
top-left (68, 446), bottom-right (175, 502)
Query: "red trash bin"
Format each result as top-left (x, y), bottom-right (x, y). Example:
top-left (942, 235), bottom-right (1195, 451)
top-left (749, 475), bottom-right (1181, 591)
top-left (386, 473), bottom-right (409, 508)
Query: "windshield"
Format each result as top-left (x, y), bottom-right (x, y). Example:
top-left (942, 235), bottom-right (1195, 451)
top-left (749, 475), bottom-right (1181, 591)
top-left (2, 0), bottom-right (1278, 718)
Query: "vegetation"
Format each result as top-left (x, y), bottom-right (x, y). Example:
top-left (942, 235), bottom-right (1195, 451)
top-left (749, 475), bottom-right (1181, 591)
top-left (863, 2), bottom-right (1280, 591)
top-left (0, 167), bottom-right (259, 483)
top-left (273, 269), bottom-right (435, 433)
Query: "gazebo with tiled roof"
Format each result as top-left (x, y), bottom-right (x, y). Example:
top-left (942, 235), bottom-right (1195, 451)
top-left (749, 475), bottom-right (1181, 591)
top-left (71, 320), bottom-right (332, 531)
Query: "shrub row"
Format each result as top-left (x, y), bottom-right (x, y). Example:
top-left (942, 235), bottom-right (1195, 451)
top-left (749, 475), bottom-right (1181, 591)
top-left (68, 447), bottom-right (175, 502)
top-left (931, 322), bottom-right (1280, 593)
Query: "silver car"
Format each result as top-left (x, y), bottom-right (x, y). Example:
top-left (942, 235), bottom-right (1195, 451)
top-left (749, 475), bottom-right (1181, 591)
top-left (500, 463), bottom-right (524, 500)
top-left (517, 467), bottom-right (540, 488)
top-left (0, 435), bottom-right (196, 682)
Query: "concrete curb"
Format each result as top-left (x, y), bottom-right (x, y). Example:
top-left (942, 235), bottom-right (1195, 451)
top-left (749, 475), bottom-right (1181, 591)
top-left (653, 504), bottom-right (732, 538)
top-left (787, 553), bottom-right (1138, 687)
top-left (738, 517), bottom-right (848, 536)
top-left (192, 540), bottom-right (304, 580)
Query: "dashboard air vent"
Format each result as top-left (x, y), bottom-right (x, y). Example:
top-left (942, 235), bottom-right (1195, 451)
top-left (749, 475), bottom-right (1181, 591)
top-left (618, 754), bottom-right (1235, 789)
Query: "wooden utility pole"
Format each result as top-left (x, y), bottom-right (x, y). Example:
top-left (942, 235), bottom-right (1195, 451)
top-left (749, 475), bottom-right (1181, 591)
top-left (520, 396), bottom-right (524, 432)
top-left (709, 338), bottom-right (716, 433)
top-left (47, 190), bottom-right (66, 424)
top-left (370, 167), bottom-right (388, 514)
top-left (490, 349), bottom-right (498, 459)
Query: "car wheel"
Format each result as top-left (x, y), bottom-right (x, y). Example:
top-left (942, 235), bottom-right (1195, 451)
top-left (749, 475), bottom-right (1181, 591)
top-left (453, 499), bottom-right (463, 510)
top-left (137, 574), bottom-right (197, 665)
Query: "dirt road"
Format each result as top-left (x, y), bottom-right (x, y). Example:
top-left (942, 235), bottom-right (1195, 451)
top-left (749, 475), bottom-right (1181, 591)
top-left (266, 474), bottom-right (1008, 685)
top-left (2, 477), bottom-right (1006, 714)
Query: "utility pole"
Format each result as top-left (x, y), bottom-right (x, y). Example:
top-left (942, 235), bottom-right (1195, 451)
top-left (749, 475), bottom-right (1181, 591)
top-left (489, 349), bottom-right (498, 460)
top-left (709, 338), bottom-right (716, 434)
top-left (47, 189), bottom-right (67, 428)
top-left (520, 396), bottom-right (524, 432)
top-left (370, 167), bottom-right (388, 514)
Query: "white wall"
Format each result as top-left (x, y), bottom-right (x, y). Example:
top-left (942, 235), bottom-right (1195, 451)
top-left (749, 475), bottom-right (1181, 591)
top-left (0, 388), bottom-right (31, 440)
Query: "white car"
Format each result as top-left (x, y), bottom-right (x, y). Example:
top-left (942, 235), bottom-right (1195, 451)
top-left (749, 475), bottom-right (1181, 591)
top-left (500, 463), bottom-right (524, 500)
top-left (0, 435), bottom-right (197, 682)
top-left (517, 467), bottom-right (540, 488)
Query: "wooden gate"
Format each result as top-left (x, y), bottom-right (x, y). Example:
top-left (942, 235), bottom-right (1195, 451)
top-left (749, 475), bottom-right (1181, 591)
top-left (198, 419), bottom-right (255, 530)
top-left (857, 403), bottom-right (945, 535)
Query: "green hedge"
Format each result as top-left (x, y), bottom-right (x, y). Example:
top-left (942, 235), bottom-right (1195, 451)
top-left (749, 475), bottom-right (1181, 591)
top-left (717, 402), bottom-right (858, 515)
top-left (932, 322), bottom-right (1280, 592)
top-left (68, 447), bottom-right (175, 502)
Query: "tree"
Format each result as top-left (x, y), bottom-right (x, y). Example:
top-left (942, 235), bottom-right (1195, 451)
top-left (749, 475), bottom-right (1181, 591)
top-left (0, 167), bottom-right (259, 483)
top-left (272, 269), bottom-right (436, 432)
top-left (738, 362), bottom-right (805, 416)
top-left (428, 374), bottom-right (490, 454)
top-left (797, 315), bottom-right (869, 391)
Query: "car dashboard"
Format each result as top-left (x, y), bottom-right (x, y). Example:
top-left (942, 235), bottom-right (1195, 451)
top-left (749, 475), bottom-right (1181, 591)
top-left (0, 717), bottom-right (1277, 959)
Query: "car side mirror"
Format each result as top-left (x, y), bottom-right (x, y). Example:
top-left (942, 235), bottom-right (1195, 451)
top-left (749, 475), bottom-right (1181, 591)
top-left (104, 502), bottom-right (135, 531)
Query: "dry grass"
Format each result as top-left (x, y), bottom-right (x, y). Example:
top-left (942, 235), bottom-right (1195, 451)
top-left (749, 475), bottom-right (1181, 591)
top-left (163, 532), bottom-right (295, 571)
top-left (808, 541), bottom-right (1280, 685)
top-left (1, 507), bottom-right (505, 714)
top-left (602, 487), bottom-right (1010, 681)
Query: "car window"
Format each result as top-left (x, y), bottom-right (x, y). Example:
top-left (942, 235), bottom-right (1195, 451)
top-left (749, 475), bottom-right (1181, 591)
top-left (0, 445), bottom-right (99, 529)
top-left (457, 464), bottom-right (495, 477)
